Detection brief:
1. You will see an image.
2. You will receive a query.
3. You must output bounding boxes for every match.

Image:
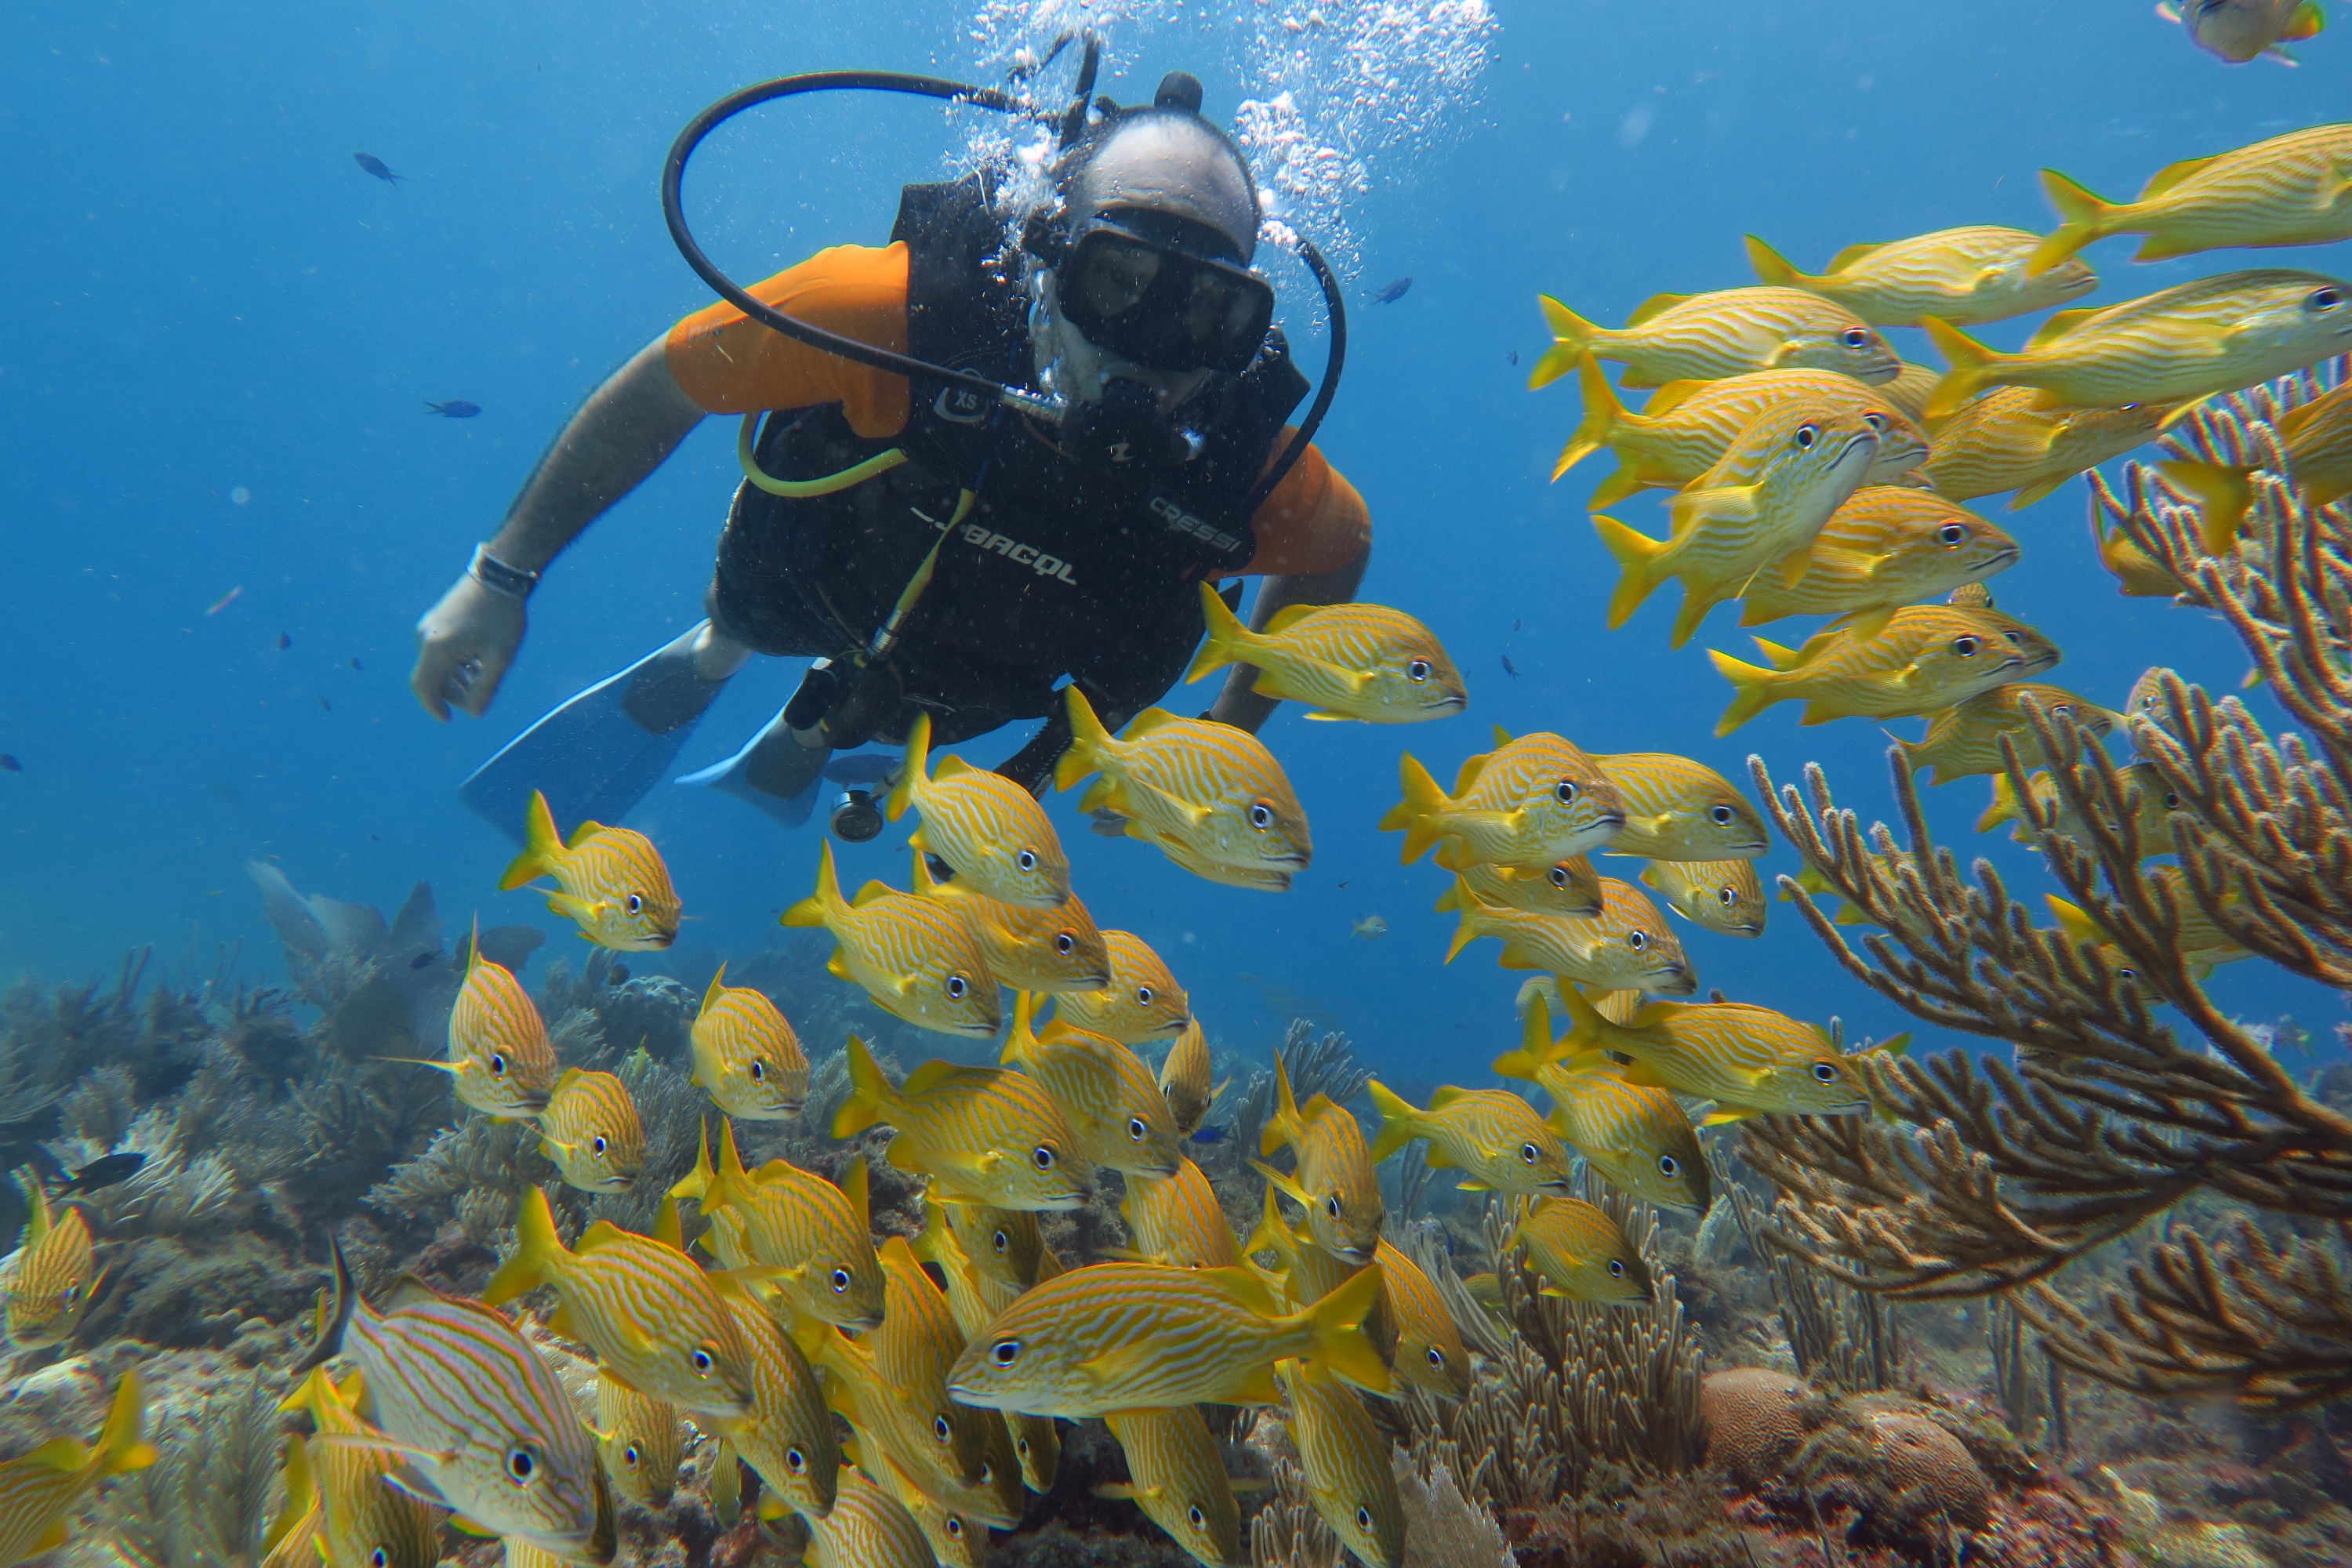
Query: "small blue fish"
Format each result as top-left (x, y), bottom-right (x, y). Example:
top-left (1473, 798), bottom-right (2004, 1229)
top-left (0, 755), bottom-right (19, 774)
top-left (425, 401), bottom-right (481, 419)
top-left (1501, 655), bottom-right (1519, 678)
top-left (1508, 350), bottom-right (1519, 366)
top-left (353, 153), bottom-right (405, 185)
top-left (1188, 1125), bottom-right (1228, 1145)
top-left (275, 633), bottom-right (292, 651)
top-left (1373, 278), bottom-right (1413, 305)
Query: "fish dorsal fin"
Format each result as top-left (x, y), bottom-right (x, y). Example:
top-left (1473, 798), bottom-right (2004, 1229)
top-left (903, 1058), bottom-right (992, 1096)
top-left (1827, 240), bottom-right (1883, 273)
top-left (2140, 152), bottom-right (2220, 200)
top-left (1121, 707), bottom-right (1182, 738)
top-left (1197, 1264), bottom-right (1281, 1316)
top-left (550, 1065), bottom-right (586, 1098)
top-left (1450, 752), bottom-right (1490, 796)
top-left (1640, 380), bottom-right (1705, 419)
top-left (1625, 291), bottom-right (1691, 328)
top-left (840, 1156), bottom-right (870, 1225)
top-left (564, 818), bottom-right (602, 851)
top-left (651, 1197), bottom-right (684, 1252)
top-left (383, 1274), bottom-right (447, 1312)
top-left (851, 880), bottom-right (895, 908)
top-left (700, 964), bottom-right (728, 1016)
top-left (1490, 724), bottom-right (1515, 747)
top-left (1262, 604), bottom-right (1321, 636)
top-left (577, 1220), bottom-right (630, 1254)
top-left (933, 755), bottom-right (974, 779)
top-left (1426, 1086), bottom-right (1468, 1109)
top-left (2027, 307), bottom-right (2103, 349)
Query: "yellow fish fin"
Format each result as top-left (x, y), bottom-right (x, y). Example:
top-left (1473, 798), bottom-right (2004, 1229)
top-left (1826, 239), bottom-right (1883, 272)
top-left (1708, 648), bottom-right (1781, 736)
top-left (1263, 603), bottom-right (1322, 635)
top-left (1186, 580), bottom-right (1254, 686)
top-left (1592, 514), bottom-right (1673, 630)
top-left (824, 951), bottom-right (851, 981)
top-left (498, 789), bottom-right (565, 891)
top-left (1529, 296), bottom-right (1599, 390)
top-left (1741, 234), bottom-right (1807, 289)
top-left (1363, 1080), bottom-right (1424, 1164)
top-left (1836, 606), bottom-right (1896, 644)
top-left (851, 880), bottom-right (894, 908)
top-left (1700, 1106), bottom-right (1756, 1127)
top-left (2139, 151), bottom-right (2220, 200)
top-left (884, 710), bottom-right (930, 822)
top-left (2025, 172), bottom-right (2118, 279)
top-left (2045, 895), bottom-right (2108, 949)
top-left (1624, 291), bottom-right (1690, 328)
top-left (1919, 317), bottom-right (2010, 421)
top-left (1554, 355), bottom-right (1629, 483)
top-left (1054, 686), bottom-right (1113, 793)
top-left (2026, 305), bottom-right (2106, 349)
top-left (1250, 1158), bottom-right (1310, 1213)
top-left (1777, 544), bottom-right (1814, 589)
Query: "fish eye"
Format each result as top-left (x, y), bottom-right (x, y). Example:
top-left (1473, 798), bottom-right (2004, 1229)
top-left (1627, 930), bottom-right (1649, 950)
top-left (591, 1135), bottom-right (608, 1156)
top-left (2308, 286), bottom-right (2343, 312)
top-left (1659, 1153), bottom-right (1681, 1177)
top-left (1055, 932), bottom-right (1076, 955)
top-left (947, 1519), bottom-right (965, 1540)
top-left (1188, 1507), bottom-right (1207, 1530)
top-left (1718, 887), bottom-right (1736, 906)
top-left (1519, 1142), bottom-right (1540, 1165)
top-left (626, 894), bottom-right (644, 916)
top-left (830, 1267), bottom-right (851, 1293)
top-left (488, 1053), bottom-right (507, 1077)
top-left (993, 1229), bottom-right (1011, 1254)
top-left (1323, 1193), bottom-right (1342, 1218)
top-left (1356, 1508), bottom-right (1374, 1531)
top-left (371, 1551), bottom-right (389, 1568)
top-left (691, 1347), bottom-right (715, 1376)
top-left (750, 1060), bottom-right (765, 1081)
top-left (1555, 779), bottom-right (1578, 804)
top-left (1018, 849), bottom-right (1038, 871)
top-left (934, 1414), bottom-right (953, 1443)
top-left (2162, 791), bottom-right (2181, 809)
top-left (622, 1444), bottom-right (642, 1469)
top-left (1032, 1145), bottom-right (1057, 1171)
top-left (1427, 1347), bottom-right (1446, 1369)
top-left (1840, 327), bottom-right (1869, 348)
top-left (1250, 801), bottom-right (1275, 829)
top-left (1861, 411), bottom-right (1886, 432)
top-left (506, 1446), bottom-right (537, 1484)
top-left (1407, 659), bottom-right (1432, 683)
top-left (946, 975), bottom-right (968, 1000)
top-left (1128, 1117), bottom-right (1149, 1142)
top-left (1792, 422), bottom-right (1820, 449)
top-left (1136, 985), bottom-right (1154, 1006)
top-left (1607, 1259), bottom-right (1627, 1279)
top-left (1548, 865), bottom-right (1571, 888)
top-left (1952, 635), bottom-right (1981, 657)
top-left (991, 1338), bottom-right (1022, 1367)
top-left (1708, 804), bottom-right (1737, 826)
top-left (1937, 522), bottom-right (1968, 546)
top-left (786, 1447), bottom-right (807, 1473)
top-left (1811, 1062), bottom-right (1841, 1083)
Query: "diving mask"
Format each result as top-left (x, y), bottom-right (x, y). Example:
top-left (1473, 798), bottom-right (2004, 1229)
top-left (1047, 216), bottom-right (1274, 376)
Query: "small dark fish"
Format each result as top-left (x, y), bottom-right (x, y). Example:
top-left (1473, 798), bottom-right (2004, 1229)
top-left (0, 755), bottom-right (19, 774)
top-left (410, 950), bottom-right (442, 970)
top-left (1502, 655), bottom-right (1520, 678)
top-left (318, 696), bottom-right (332, 711)
top-left (55, 1152), bottom-right (146, 1196)
top-left (1338, 881), bottom-right (1351, 889)
top-left (275, 633), bottom-right (292, 651)
top-left (1512, 619), bottom-right (1523, 632)
top-left (608, 964), bottom-right (630, 985)
top-left (1187, 1125), bottom-right (1229, 1145)
top-left (350, 657), bottom-right (364, 671)
top-left (425, 400), bottom-right (481, 419)
top-left (1508, 350), bottom-right (1519, 366)
top-left (1373, 277), bottom-right (1413, 305)
top-left (353, 153), bottom-right (405, 185)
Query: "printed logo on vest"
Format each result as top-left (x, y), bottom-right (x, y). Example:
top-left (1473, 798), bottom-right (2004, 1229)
top-left (1149, 495), bottom-right (1242, 556)
top-left (961, 523), bottom-right (1080, 585)
top-left (932, 387), bottom-right (990, 424)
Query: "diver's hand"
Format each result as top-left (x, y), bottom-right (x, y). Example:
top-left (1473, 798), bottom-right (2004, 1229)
top-left (411, 572), bottom-right (525, 720)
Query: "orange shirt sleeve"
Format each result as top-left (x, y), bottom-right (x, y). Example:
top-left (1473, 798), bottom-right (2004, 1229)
top-left (1236, 434), bottom-right (1371, 575)
top-left (664, 243), bottom-right (913, 439)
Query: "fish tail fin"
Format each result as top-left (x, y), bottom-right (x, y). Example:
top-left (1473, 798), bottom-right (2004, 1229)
top-left (1708, 649), bottom-right (1780, 736)
top-left (2029, 170), bottom-right (2116, 279)
top-left (2156, 459), bottom-right (2255, 555)
top-left (498, 789), bottom-right (563, 890)
top-left (1003, 991), bottom-right (1040, 1068)
top-left (1977, 773), bottom-right (2021, 834)
top-left (1185, 582), bottom-right (1253, 684)
top-left (670, 1118), bottom-right (717, 1206)
top-left (1592, 514), bottom-right (1671, 630)
top-left (1528, 296), bottom-right (1598, 390)
top-left (2045, 895), bottom-right (2107, 950)
top-left (1547, 982), bottom-right (1613, 1054)
top-left (2288, 0), bottom-right (2326, 38)
top-left (1552, 356), bottom-right (1626, 482)
top-left (275, 1363), bottom-right (338, 1422)
top-left (1294, 1267), bottom-right (1391, 1395)
top-left (781, 841), bottom-right (843, 929)
top-left (291, 1237), bottom-right (358, 1376)
top-left (1261, 1051), bottom-right (1301, 1157)
top-left (1363, 1080), bottom-right (1422, 1163)
top-left (1376, 753), bottom-right (1451, 863)
top-left (95, 1371), bottom-right (156, 1477)
top-left (1919, 317), bottom-right (2011, 423)
top-left (484, 1185), bottom-right (561, 1305)
top-left (831, 1035), bottom-right (894, 1138)
top-left (1741, 234), bottom-right (1806, 289)
top-left (1443, 882), bottom-right (1489, 964)
top-left (1243, 1180), bottom-right (1292, 1260)
top-left (710, 1117), bottom-right (759, 1207)
top-left (884, 711), bottom-right (930, 822)
top-left (1054, 687), bottom-right (1111, 793)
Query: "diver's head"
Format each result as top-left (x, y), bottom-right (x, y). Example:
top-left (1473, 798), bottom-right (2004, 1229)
top-left (1026, 74), bottom-right (1274, 451)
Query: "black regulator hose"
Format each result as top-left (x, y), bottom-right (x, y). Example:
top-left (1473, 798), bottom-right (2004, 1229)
top-left (1244, 238), bottom-right (1346, 517)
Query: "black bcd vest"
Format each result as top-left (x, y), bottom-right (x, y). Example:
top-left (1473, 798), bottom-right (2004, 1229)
top-left (719, 176), bottom-right (1308, 747)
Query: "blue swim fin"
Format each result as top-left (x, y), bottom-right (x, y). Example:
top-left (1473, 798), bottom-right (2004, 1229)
top-left (677, 710), bottom-right (827, 829)
top-left (460, 624), bottom-right (726, 845)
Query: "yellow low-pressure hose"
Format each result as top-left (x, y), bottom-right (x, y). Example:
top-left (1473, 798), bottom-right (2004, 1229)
top-left (737, 413), bottom-right (909, 496)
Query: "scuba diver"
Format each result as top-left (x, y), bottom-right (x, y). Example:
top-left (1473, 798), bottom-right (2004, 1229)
top-left (412, 67), bottom-right (1369, 841)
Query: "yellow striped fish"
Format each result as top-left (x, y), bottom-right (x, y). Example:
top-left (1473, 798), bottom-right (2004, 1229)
top-left (1979, 761), bottom-right (2183, 853)
top-left (5, 1170), bottom-right (94, 1349)
top-left (1382, 731), bottom-right (1628, 869)
top-left (596, 1373), bottom-right (684, 1512)
top-left (1543, 984), bottom-right (1872, 1122)
top-left (1056, 688), bottom-right (1312, 881)
top-left (1121, 1157), bottom-right (1244, 1270)
top-left (1185, 584), bottom-right (1468, 724)
top-left (939, 1200), bottom-right (1056, 1293)
top-left (1098, 1408), bottom-right (1244, 1568)
top-left (535, 1068), bottom-right (644, 1193)
top-left (910, 1202), bottom-right (1027, 1346)
top-left (1004, 995), bottom-right (1181, 1178)
top-left (782, 841), bottom-right (1001, 1039)
top-left (2032, 126), bottom-right (2352, 276)
top-left (1279, 1359), bottom-right (1403, 1568)
top-left (1924, 270), bottom-right (2352, 421)
top-left (797, 1319), bottom-right (1017, 1529)
top-left (1444, 875), bottom-right (1697, 996)
top-left (485, 1185), bottom-right (755, 1419)
top-left (2048, 886), bottom-right (2249, 975)
top-left (1747, 227), bottom-right (2096, 326)
top-left (1049, 931), bottom-right (1191, 1044)
top-left (833, 1035), bottom-right (1091, 1210)
top-left (1365, 1080), bottom-right (1573, 1195)
top-left (945, 1260), bottom-right (1388, 1415)
top-left (2160, 379), bottom-right (2352, 550)
top-left (808, 1470), bottom-right (938, 1568)
top-left (499, 789), bottom-right (681, 950)
top-left (1896, 684), bottom-right (2118, 786)
top-left (870, 1446), bottom-right (989, 1568)
top-left (691, 964), bottom-right (809, 1120)
top-left (713, 1276), bottom-right (840, 1523)
top-left (1244, 1185), bottom-right (1375, 1320)
top-left (0, 1371), bottom-right (154, 1566)
top-left (1555, 359), bottom-right (1928, 501)
top-left (1432, 857), bottom-right (1603, 918)
top-left (1710, 604), bottom-right (2047, 735)
top-left (1254, 1051), bottom-right (1384, 1265)
top-left (1158, 834), bottom-right (1301, 892)
top-left (1371, 1239), bottom-right (1468, 1399)
top-left (258, 1436), bottom-right (320, 1568)
top-left (418, 935), bottom-right (558, 1119)
top-left (1885, 362), bottom-right (1939, 424)
top-left (277, 1366), bottom-right (442, 1568)
top-left (297, 1243), bottom-right (604, 1559)
top-left (1507, 1196), bottom-right (1652, 1305)
top-left (884, 710), bottom-right (1071, 909)
top-left (2092, 511), bottom-right (2190, 597)
top-left (873, 1235), bottom-right (998, 1494)
top-left (909, 855), bottom-right (1112, 995)
top-left (1008, 1414), bottom-right (1062, 1496)
top-left (1493, 1000), bottom-right (1711, 1210)
top-left (1921, 388), bottom-right (2175, 510)
top-left (1593, 405), bottom-right (1881, 648)
top-left (672, 1120), bottom-right (886, 1330)
top-left (1592, 752), bottom-right (1770, 862)
top-left (1734, 488), bottom-right (2021, 638)
top-left (1640, 858), bottom-right (1766, 939)
top-left (1156, 1019), bottom-right (1223, 1136)
top-left (1530, 287), bottom-right (1900, 390)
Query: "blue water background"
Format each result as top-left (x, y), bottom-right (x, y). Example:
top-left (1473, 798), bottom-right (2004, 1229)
top-left (5, 0), bottom-right (2346, 1080)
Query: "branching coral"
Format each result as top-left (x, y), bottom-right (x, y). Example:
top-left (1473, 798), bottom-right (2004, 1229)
top-left (98, 1370), bottom-right (285, 1568)
top-left (1228, 1022), bottom-right (1369, 1162)
top-left (1741, 360), bottom-right (2352, 1411)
